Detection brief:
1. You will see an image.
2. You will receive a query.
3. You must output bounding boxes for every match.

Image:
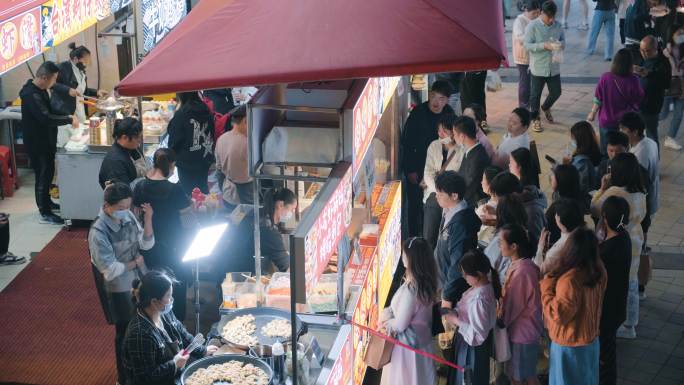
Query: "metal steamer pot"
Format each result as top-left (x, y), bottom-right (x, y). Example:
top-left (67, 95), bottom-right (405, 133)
top-left (181, 354), bottom-right (274, 385)
top-left (217, 307), bottom-right (305, 350)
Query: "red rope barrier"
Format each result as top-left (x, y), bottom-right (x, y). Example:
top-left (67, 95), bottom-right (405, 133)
top-left (349, 320), bottom-right (465, 372)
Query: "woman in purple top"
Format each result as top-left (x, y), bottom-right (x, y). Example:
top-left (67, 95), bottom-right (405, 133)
top-left (588, 48), bottom-right (644, 154)
top-left (499, 223), bottom-right (543, 385)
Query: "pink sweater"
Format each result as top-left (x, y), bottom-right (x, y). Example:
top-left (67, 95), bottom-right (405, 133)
top-left (502, 259), bottom-right (543, 344)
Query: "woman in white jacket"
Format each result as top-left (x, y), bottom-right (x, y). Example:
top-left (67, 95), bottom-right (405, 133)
top-left (380, 237), bottom-right (439, 385)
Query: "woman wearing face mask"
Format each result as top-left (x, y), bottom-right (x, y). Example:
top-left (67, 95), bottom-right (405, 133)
top-left (422, 113), bottom-right (464, 250)
top-left (133, 148), bottom-right (194, 322)
top-left (260, 187), bottom-right (297, 273)
top-left (51, 42), bottom-right (105, 122)
top-left (123, 271), bottom-right (218, 385)
top-left (89, 182), bottom-right (154, 385)
top-left (660, 25), bottom-right (684, 151)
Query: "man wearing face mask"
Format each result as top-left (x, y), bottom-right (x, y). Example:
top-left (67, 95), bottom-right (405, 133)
top-left (89, 182), bottom-right (154, 385)
top-left (51, 43), bottom-right (106, 122)
top-left (401, 80), bottom-right (455, 237)
top-left (421, 113), bottom-right (464, 250)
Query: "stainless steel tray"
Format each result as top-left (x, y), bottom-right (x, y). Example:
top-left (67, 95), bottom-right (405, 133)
top-left (181, 354), bottom-right (273, 385)
top-left (217, 307), bottom-right (303, 350)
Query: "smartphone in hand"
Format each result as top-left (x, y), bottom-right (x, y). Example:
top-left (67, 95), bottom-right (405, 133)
top-left (545, 154), bottom-right (557, 165)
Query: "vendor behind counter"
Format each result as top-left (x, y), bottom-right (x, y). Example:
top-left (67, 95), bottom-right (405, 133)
top-left (212, 187), bottom-right (297, 280)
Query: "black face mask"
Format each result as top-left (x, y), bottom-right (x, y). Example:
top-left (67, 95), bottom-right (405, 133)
top-left (76, 62), bottom-right (86, 72)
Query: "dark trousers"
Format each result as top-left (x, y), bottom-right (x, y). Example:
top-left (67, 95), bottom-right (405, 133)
top-left (641, 113), bottom-right (660, 152)
top-left (115, 321), bottom-right (128, 384)
top-left (517, 64), bottom-right (531, 109)
top-left (599, 331), bottom-right (617, 385)
top-left (423, 193), bottom-right (442, 250)
top-left (29, 151), bottom-right (56, 215)
top-left (0, 221), bottom-right (8, 255)
top-left (173, 280), bottom-right (188, 322)
top-left (619, 18), bottom-right (626, 45)
top-left (178, 165), bottom-right (210, 195)
top-left (460, 71), bottom-right (487, 117)
top-left (530, 74), bottom-right (562, 120)
top-left (405, 182), bottom-right (424, 237)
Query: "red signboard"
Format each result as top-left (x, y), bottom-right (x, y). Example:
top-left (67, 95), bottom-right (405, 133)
top-left (0, 1), bottom-right (43, 22)
top-left (326, 331), bottom-right (352, 385)
top-left (352, 248), bottom-right (379, 385)
top-left (351, 77), bottom-right (399, 178)
top-left (302, 166), bottom-right (353, 296)
top-left (0, 6), bottom-right (41, 75)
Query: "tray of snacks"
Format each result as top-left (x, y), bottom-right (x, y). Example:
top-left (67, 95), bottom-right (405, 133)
top-left (217, 307), bottom-right (303, 350)
top-left (181, 354), bottom-right (272, 385)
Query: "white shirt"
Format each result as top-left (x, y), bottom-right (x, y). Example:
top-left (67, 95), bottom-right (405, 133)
top-left (423, 139), bottom-right (464, 202)
top-left (71, 62), bottom-right (87, 123)
top-left (455, 284), bottom-right (497, 346)
top-left (492, 131), bottom-right (531, 169)
top-left (534, 231), bottom-right (569, 275)
top-left (630, 137), bottom-right (659, 214)
top-left (513, 14), bottom-right (532, 65)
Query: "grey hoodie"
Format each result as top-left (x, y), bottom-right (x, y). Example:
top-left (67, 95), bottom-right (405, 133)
top-left (518, 185), bottom-right (548, 243)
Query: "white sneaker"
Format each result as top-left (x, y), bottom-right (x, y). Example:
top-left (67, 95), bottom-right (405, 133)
top-left (616, 325), bottom-right (637, 339)
top-left (578, 22), bottom-right (589, 31)
top-left (664, 136), bottom-right (682, 150)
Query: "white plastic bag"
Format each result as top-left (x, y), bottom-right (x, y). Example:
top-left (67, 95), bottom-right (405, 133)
top-left (493, 324), bottom-right (511, 362)
top-left (486, 70), bottom-right (503, 92)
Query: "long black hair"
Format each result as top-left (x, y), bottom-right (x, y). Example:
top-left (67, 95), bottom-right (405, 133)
top-left (460, 249), bottom-right (502, 299)
top-left (510, 147), bottom-right (539, 188)
top-left (500, 223), bottom-right (534, 259)
top-left (571, 121), bottom-right (601, 166)
top-left (553, 164), bottom-right (582, 201)
top-left (609, 153), bottom-right (646, 194)
top-left (495, 195), bottom-right (528, 230)
top-left (548, 228), bottom-right (605, 287)
top-left (402, 237), bottom-right (439, 304)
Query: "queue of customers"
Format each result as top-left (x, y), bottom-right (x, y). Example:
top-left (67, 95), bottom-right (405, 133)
top-left (397, 75), bottom-right (659, 383)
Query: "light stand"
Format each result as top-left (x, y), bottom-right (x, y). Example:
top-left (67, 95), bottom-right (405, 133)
top-left (183, 223), bottom-right (228, 335)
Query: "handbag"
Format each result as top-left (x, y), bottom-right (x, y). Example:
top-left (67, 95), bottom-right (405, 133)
top-left (493, 320), bottom-right (511, 363)
top-left (363, 332), bottom-right (393, 369)
top-left (665, 76), bottom-right (683, 97)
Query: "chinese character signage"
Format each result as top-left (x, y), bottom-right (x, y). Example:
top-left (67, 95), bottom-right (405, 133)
top-left (139, 0), bottom-right (186, 54)
top-left (326, 331), bottom-right (352, 385)
top-left (291, 162), bottom-right (352, 303)
top-left (1, 6), bottom-right (41, 75)
top-left (351, 77), bottom-right (399, 179)
top-left (352, 248), bottom-right (379, 385)
top-left (377, 182), bottom-right (401, 307)
top-left (41, 0), bottom-right (111, 49)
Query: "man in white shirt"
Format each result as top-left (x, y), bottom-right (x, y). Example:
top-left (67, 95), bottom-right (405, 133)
top-left (422, 113), bottom-right (464, 249)
top-left (215, 106), bottom-right (253, 209)
top-left (492, 108), bottom-right (532, 169)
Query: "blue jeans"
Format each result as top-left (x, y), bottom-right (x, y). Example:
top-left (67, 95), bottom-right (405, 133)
top-left (550, 340), bottom-right (599, 385)
top-left (625, 278), bottom-right (640, 327)
top-left (587, 9), bottom-right (616, 60)
top-left (659, 96), bottom-right (684, 138)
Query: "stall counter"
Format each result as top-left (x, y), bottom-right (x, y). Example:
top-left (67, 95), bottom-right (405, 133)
top-left (56, 150), bottom-right (105, 221)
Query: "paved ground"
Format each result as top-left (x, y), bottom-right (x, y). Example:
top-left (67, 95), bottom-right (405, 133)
top-left (480, 6), bottom-right (684, 385)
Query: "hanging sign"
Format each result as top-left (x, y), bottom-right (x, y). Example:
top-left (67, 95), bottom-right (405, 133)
top-left (139, 0), bottom-right (186, 53)
top-left (0, 6), bottom-right (41, 75)
top-left (40, 0), bottom-right (112, 50)
top-left (351, 76), bottom-right (399, 179)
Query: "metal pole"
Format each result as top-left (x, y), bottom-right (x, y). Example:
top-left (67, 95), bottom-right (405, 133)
top-left (195, 258), bottom-right (200, 335)
top-left (254, 176), bottom-right (262, 306)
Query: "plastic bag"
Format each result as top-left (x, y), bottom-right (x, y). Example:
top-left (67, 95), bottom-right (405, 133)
top-left (486, 70), bottom-right (503, 92)
top-left (493, 323), bottom-right (511, 363)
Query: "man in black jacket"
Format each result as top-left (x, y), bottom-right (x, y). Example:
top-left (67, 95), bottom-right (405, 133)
top-left (401, 80), bottom-right (454, 236)
top-left (19, 61), bottom-right (78, 225)
top-left (637, 35), bottom-right (671, 150)
top-left (452, 116), bottom-right (491, 207)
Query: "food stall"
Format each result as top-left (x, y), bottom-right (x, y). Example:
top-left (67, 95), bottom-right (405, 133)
top-left (114, 0), bottom-right (507, 383)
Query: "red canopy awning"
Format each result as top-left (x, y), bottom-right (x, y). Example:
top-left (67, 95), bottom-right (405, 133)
top-left (117, 0), bottom-right (507, 96)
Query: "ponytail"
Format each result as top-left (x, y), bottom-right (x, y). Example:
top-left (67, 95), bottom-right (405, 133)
top-left (152, 148), bottom-right (176, 178)
top-left (68, 42), bottom-right (91, 60)
top-left (263, 187), bottom-right (296, 223)
top-left (460, 249), bottom-right (502, 299)
top-left (131, 270), bottom-right (177, 309)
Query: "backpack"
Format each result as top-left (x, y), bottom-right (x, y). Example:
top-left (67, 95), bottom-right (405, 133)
top-left (202, 96), bottom-right (231, 140)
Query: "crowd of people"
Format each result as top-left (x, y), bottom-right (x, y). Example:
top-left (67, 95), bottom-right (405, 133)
top-left (390, 2), bottom-right (677, 384)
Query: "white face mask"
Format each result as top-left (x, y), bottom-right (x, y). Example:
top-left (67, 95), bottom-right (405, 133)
top-left (280, 210), bottom-right (294, 223)
top-left (439, 136), bottom-right (453, 145)
top-left (675, 35), bottom-right (684, 45)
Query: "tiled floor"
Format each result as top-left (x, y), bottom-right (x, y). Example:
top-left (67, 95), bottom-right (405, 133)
top-left (0, 170), bottom-right (61, 291)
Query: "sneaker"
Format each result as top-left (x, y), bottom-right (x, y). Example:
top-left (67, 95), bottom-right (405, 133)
top-left (50, 202), bottom-right (61, 211)
top-left (561, 21), bottom-right (568, 29)
top-left (664, 136), bottom-right (682, 150)
top-left (542, 108), bottom-right (555, 123)
top-left (578, 22), bottom-right (589, 31)
top-left (532, 119), bottom-right (544, 133)
top-left (0, 252), bottom-right (27, 265)
top-left (39, 213), bottom-right (64, 225)
top-left (616, 325), bottom-right (637, 339)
